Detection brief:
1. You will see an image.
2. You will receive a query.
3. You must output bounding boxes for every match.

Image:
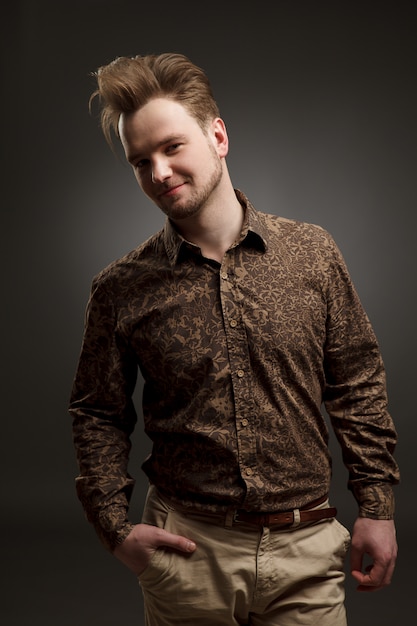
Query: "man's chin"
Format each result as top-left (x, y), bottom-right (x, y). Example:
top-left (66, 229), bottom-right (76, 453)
top-left (166, 208), bottom-right (200, 222)
top-left (160, 199), bottom-right (202, 222)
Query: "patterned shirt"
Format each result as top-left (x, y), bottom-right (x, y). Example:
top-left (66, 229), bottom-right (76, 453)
top-left (70, 190), bottom-right (399, 551)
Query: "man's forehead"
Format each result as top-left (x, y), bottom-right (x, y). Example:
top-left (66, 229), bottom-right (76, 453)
top-left (121, 98), bottom-right (194, 126)
top-left (118, 99), bottom-right (205, 157)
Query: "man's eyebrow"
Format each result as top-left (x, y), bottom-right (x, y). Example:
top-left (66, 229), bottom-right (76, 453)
top-left (127, 134), bottom-right (187, 164)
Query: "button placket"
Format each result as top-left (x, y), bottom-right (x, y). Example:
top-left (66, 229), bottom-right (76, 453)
top-left (219, 252), bottom-right (257, 484)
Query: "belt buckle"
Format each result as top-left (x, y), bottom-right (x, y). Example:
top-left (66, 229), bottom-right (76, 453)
top-left (233, 511), bottom-right (267, 526)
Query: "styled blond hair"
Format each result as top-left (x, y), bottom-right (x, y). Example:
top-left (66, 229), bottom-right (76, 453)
top-left (90, 52), bottom-right (220, 146)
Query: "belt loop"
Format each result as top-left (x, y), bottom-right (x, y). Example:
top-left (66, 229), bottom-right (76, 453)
top-left (225, 508), bottom-right (235, 529)
top-left (291, 508), bottom-right (301, 527)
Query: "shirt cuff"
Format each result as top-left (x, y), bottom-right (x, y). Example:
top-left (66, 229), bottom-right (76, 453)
top-left (93, 506), bottom-right (135, 552)
top-left (352, 482), bottom-right (396, 519)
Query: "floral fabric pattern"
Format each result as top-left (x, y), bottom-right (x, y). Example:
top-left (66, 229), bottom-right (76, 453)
top-left (70, 190), bottom-right (399, 551)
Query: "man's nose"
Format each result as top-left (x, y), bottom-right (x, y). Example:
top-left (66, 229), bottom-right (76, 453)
top-left (151, 158), bottom-right (172, 183)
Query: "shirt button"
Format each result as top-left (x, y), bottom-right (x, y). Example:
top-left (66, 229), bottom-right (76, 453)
top-left (237, 369), bottom-right (245, 378)
top-left (245, 468), bottom-right (253, 476)
top-left (241, 418), bottom-right (249, 427)
top-left (220, 272), bottom-right (228, 280)
top-left (230, 319), bottom-right (238, 328)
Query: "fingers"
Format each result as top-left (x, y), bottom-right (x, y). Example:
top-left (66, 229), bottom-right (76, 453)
top-left (351, 569), bottom-right (386, 592)
top-left (350, 517), bottom-right (398, 592)
top-left (351, 552), bottom-right (397, 592)
top-left (113, 523), bottom-right (197, 576)
top-left (153, 526), bottom-right (196, 553)
top-left (349, 546), bottom-right (363, 580)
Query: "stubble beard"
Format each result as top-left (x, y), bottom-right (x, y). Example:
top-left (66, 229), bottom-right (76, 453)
top-left (159, 154), bottom-right (224, 222)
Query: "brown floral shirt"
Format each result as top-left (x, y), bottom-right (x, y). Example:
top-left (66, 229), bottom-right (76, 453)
top-left (70, 190), bottom-right (399, 551)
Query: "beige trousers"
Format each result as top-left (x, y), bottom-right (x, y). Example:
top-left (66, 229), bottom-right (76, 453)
top-left (139, 486), bottom-right (350, 626)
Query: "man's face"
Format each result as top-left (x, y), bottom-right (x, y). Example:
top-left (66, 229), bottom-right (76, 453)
top-left (119, 97), bottom-right (227, 221)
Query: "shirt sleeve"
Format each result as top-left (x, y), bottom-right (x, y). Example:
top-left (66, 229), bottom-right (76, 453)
top-left (322, 234), bottom-right (400, 519)
top-left (69, 276), bottom-right (138, 551)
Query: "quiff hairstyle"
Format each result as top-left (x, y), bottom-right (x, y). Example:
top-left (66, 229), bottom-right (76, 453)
top-left (90, 52), bottom-right (220, 146)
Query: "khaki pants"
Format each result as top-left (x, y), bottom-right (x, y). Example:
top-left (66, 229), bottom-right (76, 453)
top-left (139, 486), bottom-right (350, 626)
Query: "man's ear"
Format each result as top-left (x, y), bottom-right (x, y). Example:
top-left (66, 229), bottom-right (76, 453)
top-left (210, 117), bottom-right (229, 158)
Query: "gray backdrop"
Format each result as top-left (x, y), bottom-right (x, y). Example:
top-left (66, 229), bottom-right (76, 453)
top-left (2, 1), bottom-right (416, 624)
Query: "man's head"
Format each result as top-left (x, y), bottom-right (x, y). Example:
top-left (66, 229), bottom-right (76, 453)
top-left (91, 53), bottom-right (220, 147)
top-left (91, 53), bottom-right (235, 225)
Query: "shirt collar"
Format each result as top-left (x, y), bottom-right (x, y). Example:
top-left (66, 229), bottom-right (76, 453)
top-left (163, 189), bottom-right (268, 266)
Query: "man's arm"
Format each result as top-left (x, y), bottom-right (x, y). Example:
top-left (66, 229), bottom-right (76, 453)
top-left (69, 278), bottom-right (139, 550)
top-left (321, 234), bottom-right (400, 588)
top-left (70, 276), bottom-right (195, 564)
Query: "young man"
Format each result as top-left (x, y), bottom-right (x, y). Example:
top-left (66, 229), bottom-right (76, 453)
top-left (70, 53), bottom-right (399, 625)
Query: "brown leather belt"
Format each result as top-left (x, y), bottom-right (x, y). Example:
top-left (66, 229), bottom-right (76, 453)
top-left (160, 490), bottom-right (336, 529)
top-left (233, 496), bottom-right (337, 528)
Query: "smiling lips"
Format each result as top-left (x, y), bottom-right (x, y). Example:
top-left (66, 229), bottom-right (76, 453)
top-left (159, 182), bottom-right (186, 198)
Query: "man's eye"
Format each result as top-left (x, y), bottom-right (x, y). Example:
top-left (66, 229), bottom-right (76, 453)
top-left (167, 143), bottom-right (181, 153)
top-left (136, 159), bottom-right (149, 169)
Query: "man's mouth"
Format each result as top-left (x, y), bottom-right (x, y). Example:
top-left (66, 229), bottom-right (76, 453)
top-left (159, 183), bottom-right (185, 198)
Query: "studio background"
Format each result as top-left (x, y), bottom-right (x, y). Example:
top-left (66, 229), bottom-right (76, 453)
top-left (2, 1), bottom-right (416, 624)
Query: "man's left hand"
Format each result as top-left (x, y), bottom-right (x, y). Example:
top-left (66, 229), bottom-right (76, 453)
top-left (350, 517), bottom-right (397, 592)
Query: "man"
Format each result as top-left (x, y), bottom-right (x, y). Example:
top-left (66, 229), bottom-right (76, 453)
top-left (70, 53), bottom-right (400, 625)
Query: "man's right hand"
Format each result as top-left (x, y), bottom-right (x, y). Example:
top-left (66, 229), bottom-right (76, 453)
top-left (113, 523), bottom-right (197, 576)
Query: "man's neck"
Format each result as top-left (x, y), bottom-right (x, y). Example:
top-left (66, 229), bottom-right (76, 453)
top-left (172, 186), bottom-right (244, 264)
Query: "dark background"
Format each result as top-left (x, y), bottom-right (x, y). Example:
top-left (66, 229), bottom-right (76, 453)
top-left (2, 1), bottom-right (416, 624)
